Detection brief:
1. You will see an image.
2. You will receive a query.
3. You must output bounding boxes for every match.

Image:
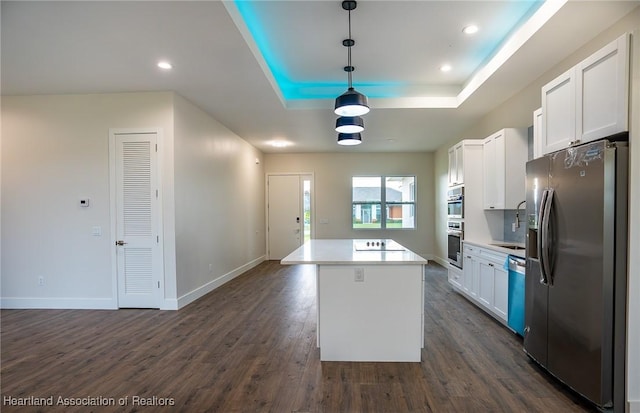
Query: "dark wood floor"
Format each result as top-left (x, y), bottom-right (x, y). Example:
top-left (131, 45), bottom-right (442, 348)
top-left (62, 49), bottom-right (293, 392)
top-left (1, 261), bottom-right (596, 412)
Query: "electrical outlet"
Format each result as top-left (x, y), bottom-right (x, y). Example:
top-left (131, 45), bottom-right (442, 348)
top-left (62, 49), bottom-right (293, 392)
top-left (354, 268), bottom-right (364, 282)
top-left (512, 222), bottom-right (517, 232)
top-left (38, 276), bottom-right (45, 286)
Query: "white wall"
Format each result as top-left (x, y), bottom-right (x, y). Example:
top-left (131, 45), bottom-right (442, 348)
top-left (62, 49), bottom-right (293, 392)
top-left (1, 92), bottom-right (174, 308)
top-left (172, 95), bottom-right (265, 306)
top-left (0, 92), bottom-right (266, 310)
top-left (264, 152), bottom-right (434, 259)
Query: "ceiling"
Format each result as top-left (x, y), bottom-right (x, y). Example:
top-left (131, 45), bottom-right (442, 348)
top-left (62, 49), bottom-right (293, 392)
top-left (2, 1), bottom-right (638, 153)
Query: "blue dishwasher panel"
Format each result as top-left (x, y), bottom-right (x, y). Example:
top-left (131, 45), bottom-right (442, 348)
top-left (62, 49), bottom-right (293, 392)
top-left (506, 256), bottom-right (525, 336)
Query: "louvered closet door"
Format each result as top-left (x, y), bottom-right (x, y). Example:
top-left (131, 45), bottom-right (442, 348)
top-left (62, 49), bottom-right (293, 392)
top-left (115, 133), bottom-right (161, 308)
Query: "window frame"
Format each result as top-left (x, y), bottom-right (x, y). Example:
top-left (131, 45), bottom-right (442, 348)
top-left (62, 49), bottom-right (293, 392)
top-left (351, 175), bottom-right (416, 230)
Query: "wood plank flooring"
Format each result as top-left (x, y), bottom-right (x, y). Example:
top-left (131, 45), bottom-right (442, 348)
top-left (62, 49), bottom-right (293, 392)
top-left (1, 261), bottom-right (597, 412)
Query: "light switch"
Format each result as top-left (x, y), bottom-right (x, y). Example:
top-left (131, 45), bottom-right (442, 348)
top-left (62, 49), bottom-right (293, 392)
top-left (91, 226), bottom-right (102, 236)
top-left (354, 268), bottom-right (364, 282)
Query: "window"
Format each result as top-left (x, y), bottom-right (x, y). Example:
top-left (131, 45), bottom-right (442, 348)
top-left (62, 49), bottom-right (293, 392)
top-left (352, 176), bottom-right (416, 229)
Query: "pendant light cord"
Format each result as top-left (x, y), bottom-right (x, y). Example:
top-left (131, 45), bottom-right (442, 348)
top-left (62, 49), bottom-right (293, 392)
top-left (347, 8), bottom-right (353, 89)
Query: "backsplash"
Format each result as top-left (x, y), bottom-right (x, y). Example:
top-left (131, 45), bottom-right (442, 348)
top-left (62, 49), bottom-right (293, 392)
top-left (503, 210), bottom-right (526, 243)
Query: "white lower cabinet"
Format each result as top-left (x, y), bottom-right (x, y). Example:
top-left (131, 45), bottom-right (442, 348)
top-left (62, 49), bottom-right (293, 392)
top-left (447, 265), bottom-right (462, 290)
top-left (492, 265), bottom-right (508, 320)
top-left (459, 243), bottom-right (509, 324)
top-left (462, 245), bottom-right (479, 300)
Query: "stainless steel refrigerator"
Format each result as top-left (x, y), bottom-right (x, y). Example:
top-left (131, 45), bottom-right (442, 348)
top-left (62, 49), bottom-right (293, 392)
top-left (524, 138), bottom-right (628, 412)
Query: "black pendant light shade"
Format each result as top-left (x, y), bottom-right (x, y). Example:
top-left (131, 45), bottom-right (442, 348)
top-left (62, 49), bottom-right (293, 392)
top-left (335, 115), bottom-right (364, 133)
top-left (335, 88), bottom-right (369, 117)
top-left (337, 133), bottom-right (362, 146)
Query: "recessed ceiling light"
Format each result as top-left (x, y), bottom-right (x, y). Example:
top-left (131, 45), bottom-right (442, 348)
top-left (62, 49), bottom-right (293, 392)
top-left (269, 140), bottom-right (290, 148)
top-left (440, 64), bottom-right (452, 73)
top-left (157, 61), bottom-right (172, 70)
top-left (463, 25), bottom-right (479, 35)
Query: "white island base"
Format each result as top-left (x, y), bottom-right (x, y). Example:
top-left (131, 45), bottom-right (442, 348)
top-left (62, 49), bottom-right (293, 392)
top-left (281, 239), bottom-right (426, 362)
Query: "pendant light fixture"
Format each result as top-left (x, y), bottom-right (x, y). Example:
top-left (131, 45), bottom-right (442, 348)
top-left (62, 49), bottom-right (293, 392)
top-left (335, 116), bottom-right (364, 133)
top-left (337, 133), bottom-right (362, 146)
top-left (334, 0), bottom-right (369, 118)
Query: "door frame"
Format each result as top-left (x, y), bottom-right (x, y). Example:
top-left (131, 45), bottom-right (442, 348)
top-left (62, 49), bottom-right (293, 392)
top-left (265, 172), bottom-right (314, 260)
top-left (108, 128), bottom-right (165, 308)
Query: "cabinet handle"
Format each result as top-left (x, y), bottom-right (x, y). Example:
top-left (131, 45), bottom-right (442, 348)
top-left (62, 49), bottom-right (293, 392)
top-left (489, 263), bottom-right (494, 267)
top-left (466, 255), bottom-right (472, 259)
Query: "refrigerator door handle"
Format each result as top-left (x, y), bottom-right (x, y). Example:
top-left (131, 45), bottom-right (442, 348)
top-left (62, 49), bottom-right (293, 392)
top-left (537, 189), bottom-right (550, 285)
top-left (540, 188), bottom-right (555, 285)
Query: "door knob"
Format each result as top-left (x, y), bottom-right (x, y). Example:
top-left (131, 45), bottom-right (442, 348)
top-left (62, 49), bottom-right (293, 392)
top-left (115, 240), bottom-right (128, 246)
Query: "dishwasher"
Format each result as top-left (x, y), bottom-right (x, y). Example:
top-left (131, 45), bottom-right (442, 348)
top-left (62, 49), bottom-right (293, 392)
top-left (506, 256), bottom-right (526, 336)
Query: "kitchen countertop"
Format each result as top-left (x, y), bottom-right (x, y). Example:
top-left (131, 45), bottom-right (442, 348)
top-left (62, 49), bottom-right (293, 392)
top-left (463, 239), bottom-right (526, 258)
top-left (281, 239), bottom-right (428, 265)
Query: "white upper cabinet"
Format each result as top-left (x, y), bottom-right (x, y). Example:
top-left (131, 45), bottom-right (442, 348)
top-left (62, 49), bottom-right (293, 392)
top-left (577, 33), bottom-right (629, 142)
top-left (447, 142), bottom-right (464, 187)
top-left (541, 33), bottom-right (629, 155)
top-left (533, 107), bottom-right (543, 159)
top-left (541, 67), bottom-right (576, 155)
top-left (483, 128), bottom-right (527, 210)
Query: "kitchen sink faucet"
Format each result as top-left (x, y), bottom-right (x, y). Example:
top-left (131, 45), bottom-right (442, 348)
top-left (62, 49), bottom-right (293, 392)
top-left (515, 200), bottom-right (526, 229)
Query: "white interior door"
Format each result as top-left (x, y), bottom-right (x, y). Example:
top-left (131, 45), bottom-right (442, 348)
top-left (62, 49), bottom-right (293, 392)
top-left (112, 131), bottom-right (163, 308)
top-left (268, 174), bottom-right (309, 260)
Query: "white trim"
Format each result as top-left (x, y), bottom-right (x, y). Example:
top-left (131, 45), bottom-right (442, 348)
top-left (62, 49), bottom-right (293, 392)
top-left (109, 127), bottom-right (165, 309)
top-left (629, 400), bottom-right (640, 413)
top-left (429, 255), bottom-right (448, 268)
top-left (0, 297), bottom-right (117, 310)
top-left (173, 255), bottom-right (266, 310)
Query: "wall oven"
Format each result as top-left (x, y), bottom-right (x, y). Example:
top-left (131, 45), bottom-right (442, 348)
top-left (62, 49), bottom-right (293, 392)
top-left (447, 221), bottom-right (463, 269)
top-left (447, 186), bottom-right (464, 219)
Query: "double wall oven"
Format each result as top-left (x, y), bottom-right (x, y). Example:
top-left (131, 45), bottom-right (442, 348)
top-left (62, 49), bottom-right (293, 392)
top-left (446, 186), bottom-right (464, 268)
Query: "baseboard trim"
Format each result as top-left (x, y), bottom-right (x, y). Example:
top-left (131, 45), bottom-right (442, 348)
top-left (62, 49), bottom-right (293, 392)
top-left (174, 255), bottom-right (266, 310)
top-left (0, 297), bottom-right (117, 310)
top-left (429, 255), bottom-right (450, 268)
top-left (630, 399), bottom-right (640, 413)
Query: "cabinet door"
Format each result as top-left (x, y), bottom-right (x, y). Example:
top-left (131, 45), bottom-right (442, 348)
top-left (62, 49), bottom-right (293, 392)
top-left (483, 137), bottom-right (496, 209)
top-left (463, 253), bottom-right (480, 300)
top-left (448, 147), bottom-right (456, 186)
top-left (462, 254), bottom-right (474, 295)
top-left (533, 108), bottom-right (543, 159)
top-left (455, 144), bottom-right (464, 185)
top-left (483, 133), bottom-right (505, 209)
top-left (493, 266), bottom-right (508, 321)
top-left (478, 259), bottom-right (495, 309)
top-left (577, 34), bottom-right (629, 143)
top-left (542, 67), bottom-right (576, 155)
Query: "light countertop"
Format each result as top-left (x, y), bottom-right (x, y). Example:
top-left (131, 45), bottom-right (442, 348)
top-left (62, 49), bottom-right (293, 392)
top-left (464, 239), bottom-right (526, 258)
top-left (281, 239), bottom-right (428, 265)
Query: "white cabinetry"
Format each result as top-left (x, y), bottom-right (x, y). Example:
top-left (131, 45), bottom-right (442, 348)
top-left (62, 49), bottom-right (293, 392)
top-left (447, 265), bottom-right (462, 290)
top-left (459, 243), bottom-right (509, 324)
top-left (482, 128), bottom-right (527, 210)
top-left (541, 33), bottom-right (629, 155)
top-left (533, 107), bottom-right (543, 160)
top-left (447, 142), bottom-right (464, 187)
top-left (462, 244), bottom-right (479, 300)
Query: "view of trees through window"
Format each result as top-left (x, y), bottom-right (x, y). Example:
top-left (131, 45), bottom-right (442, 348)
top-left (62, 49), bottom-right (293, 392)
top-left (352, 176), bottom-right (415, 229)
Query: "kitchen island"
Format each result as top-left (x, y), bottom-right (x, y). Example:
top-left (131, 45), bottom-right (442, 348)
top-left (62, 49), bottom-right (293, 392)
top-left (281, 239), bottom-right (427, 362)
